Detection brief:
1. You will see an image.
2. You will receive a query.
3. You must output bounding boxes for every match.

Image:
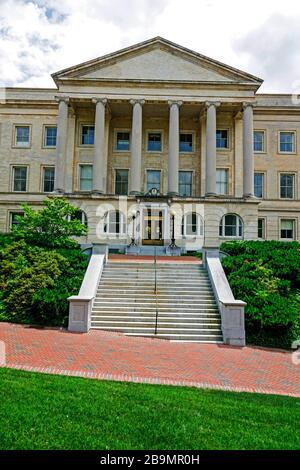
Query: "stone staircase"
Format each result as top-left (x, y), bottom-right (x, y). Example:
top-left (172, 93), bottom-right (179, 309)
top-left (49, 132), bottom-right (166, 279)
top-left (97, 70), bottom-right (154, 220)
top-left (91, 262), bottom-right (223, 343)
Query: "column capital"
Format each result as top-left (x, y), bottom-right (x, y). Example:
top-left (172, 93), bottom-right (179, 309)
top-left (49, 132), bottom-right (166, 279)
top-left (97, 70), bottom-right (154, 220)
top-left (205, 101), bottom-right (221, 109)
top-left (242, 101), bottom-right (257, 110)
top-left (55, 96), bottom-right (69, 104)
top-left (130, 99), bottom-right (145, 106)
top-left (168, 100), bottom-right (183, 108)
top-left (92, 97), bottom-right (108, 105)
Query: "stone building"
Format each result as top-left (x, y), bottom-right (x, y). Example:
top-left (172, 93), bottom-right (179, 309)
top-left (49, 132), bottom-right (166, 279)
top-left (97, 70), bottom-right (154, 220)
top-left (1, 37), bottom-right (299, 252)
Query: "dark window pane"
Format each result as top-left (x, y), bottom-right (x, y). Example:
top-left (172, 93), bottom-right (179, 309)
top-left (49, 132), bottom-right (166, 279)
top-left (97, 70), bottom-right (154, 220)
top-left (280, 174), bottom-right (294, 198)
top-left (16, 126), bottom-right (30, 145)
top-left (81, 126), bottom-right (94, 145)
top-left (179, 171), bottom-right (192, 196)
top-left (116, 132), bottom-right (130, 151)
top-left (147, 133), bottom-right (162, 152)
top-left (43, 167), bottom-right (55, 192)
top-left (254, 131), bottom-right (264, 152)
top-left (146, 170), bottom-right (161, 192)
top-left (115, 169), bottom-right (129, 195)
top-left (13, 167), bottom-right (27, 192)
top-left (45, 127), bottom-right (57, 146)
top-left (179, 133), bottom-right (193, 152)
top-left (216, 130), bottom-right (228, 149)
top-left (254, 173), bottom-right (264, 198)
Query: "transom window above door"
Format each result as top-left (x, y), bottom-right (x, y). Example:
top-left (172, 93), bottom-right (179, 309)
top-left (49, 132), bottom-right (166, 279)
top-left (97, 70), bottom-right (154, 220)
top-left (147, 132), bottom-right (162, 152)
top-left (81, 126), bottom-right (94, 145)
top-left (179, 133), bottom-right (193, 153)
top-left (116, 132), bottom-right (130, 151)
top-left (216, 130), bottom-right (229, 149)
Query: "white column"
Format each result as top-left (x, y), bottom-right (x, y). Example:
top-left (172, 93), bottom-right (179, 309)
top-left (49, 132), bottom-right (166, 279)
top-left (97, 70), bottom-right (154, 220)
top-left (130, 99), bottom-right (144, 195)
top-left (168, 101), bottom-right (182, 196)
top-left (205, 102), bottom-right (219, 196)
top-left (243, 103), bottom-right (254, 198)
top-left (54, 97), bottom-right (69, 192)
top-left (92, 98), bottom-right (107, 193)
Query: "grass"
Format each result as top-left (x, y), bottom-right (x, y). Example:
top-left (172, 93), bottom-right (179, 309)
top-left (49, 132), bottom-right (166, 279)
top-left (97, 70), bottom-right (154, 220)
top-left (0, 368), bottom-right (299, 450)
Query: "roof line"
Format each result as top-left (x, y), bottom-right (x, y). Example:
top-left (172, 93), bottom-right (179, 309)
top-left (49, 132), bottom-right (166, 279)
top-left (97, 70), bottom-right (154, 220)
top-left (51, 36), bottom-right (263, 84)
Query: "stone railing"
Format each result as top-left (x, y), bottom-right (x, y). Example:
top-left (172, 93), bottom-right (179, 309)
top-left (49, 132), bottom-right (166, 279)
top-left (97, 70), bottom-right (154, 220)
top-left (204, 250), bottom-right (246, 346)
top-left (68, 253), bottom-right (106, 332)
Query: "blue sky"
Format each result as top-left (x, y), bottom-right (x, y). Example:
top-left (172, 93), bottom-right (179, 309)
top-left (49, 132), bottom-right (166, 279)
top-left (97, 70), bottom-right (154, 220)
top-left (0, 0), bottom-right (300, 93)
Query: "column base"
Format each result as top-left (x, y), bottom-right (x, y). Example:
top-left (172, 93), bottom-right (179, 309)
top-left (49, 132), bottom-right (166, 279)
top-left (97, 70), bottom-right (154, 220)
top-left (54, 189), bottom-right (65, 194)
top-left (243, 193), bottom-right (255, 199)
top-left (130, 191), bottom-right (143, 196)
top-left (92, 189), bottom-right (105, 195)
top-left (205, 192), bottom-right (217, 197)
top-left (167, 191), bottom-right (179, 197)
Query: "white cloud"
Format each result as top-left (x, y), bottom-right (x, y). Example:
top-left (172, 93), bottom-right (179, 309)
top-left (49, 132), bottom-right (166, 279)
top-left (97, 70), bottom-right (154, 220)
top-left (0, 0), bottom-right (300, 92)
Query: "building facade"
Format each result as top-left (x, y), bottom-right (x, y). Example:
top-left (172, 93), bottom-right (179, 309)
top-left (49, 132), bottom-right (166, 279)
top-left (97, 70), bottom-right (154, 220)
top-left (0, 37), bottom-right (300, 251)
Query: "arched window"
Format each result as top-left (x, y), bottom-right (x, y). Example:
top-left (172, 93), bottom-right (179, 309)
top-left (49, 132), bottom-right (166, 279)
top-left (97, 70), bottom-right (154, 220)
top-left (219, 214), bottom-right (243, 238)
top-left (68, 210), bottom-right (88, 226)
top-left (181, 213), bottom-right (204, 237)
top-left (104, 210), bottom-right (126, 235)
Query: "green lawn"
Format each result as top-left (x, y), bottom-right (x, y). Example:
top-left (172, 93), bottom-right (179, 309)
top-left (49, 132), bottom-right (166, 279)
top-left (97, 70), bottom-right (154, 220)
top-left (0, 368), bottom-right (299, 450)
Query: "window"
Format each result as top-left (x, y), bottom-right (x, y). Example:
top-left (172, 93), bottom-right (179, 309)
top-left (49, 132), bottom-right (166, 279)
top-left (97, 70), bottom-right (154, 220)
top-left (216, 129), bottom-right (229, 149)
top-left (13, 166), bottom-right (27, 192)
top-left (216, 169), bottom-right (228, 195)
top-left (115, 169), bottom-right (129, 195)
top-left (179, 171), bottom-right (192, 197)
top-left (182, 213), bottom-right (203, 237)
top-left (42, 167), bottom-right (55, 193)
top-left (79, 165), bottom-right (93, 191)
top-left (254, 173), bottom-right (264, 198)
top-left (258, 218), bottom-right (265, 239)
top-left (81, 126), bottom-right (94, 145)
top-left (104, 210), bottom-right (126, 235)
top-left (146, 170), bottom-right (161, 192)
top-left (280, 219), bottom-right (295, 240)
top-left (116, 132), bottom-right (130, 151)
top-left (254, 131), bottom-right (265, 152)
top-left (147, 132), bottom-right (162, 152)
top-left (15, 126), bottom-right (30, 147)
top-left (10, 212), bottom-right (24, 228)
top-left (44, 126), bottom-right (57, 147)
top-left (179, 133), bottom-right (193, 153)
top-left (219, 214), bottom-right (243, 238)
top-left (280, 174), bottom-right (294, 199)
top-left (279, 132), bottom-right (295, 153)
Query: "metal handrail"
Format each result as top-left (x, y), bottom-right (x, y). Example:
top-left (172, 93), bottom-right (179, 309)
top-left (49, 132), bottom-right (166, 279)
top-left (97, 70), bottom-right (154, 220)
top-left (154, 247), bottom-right (159, 335)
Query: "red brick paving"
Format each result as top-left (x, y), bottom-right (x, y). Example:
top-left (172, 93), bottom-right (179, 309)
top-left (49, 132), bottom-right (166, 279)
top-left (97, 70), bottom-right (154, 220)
top-left (0, 322), bottom-right (299, 397)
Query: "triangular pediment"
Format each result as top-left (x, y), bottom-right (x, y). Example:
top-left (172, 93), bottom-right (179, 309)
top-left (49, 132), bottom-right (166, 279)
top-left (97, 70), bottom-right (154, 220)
top-left (52, 37), bottom-right (263, 86)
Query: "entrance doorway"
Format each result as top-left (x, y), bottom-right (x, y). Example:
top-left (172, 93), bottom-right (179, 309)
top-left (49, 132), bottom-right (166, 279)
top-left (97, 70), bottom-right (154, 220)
top-left (142, 209), bottom-right (164, 245)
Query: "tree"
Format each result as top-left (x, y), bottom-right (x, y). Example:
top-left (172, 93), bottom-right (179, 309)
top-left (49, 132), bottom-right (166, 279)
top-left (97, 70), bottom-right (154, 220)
top-left (12, 197), bottom-right (88, 248)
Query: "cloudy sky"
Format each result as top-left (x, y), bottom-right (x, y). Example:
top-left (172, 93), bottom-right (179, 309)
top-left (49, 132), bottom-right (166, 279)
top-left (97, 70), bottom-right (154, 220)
top-left (1, 0), bottom-right (300, 93)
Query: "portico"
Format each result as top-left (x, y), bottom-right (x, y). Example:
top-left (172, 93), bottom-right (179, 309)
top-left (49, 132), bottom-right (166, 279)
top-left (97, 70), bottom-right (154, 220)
top-left (54, 96), bottom-right (256, 199)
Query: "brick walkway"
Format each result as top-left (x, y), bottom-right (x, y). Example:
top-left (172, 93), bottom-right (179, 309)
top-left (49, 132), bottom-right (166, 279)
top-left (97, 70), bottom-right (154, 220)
top-left (0, 322), bottom-right (299, 397)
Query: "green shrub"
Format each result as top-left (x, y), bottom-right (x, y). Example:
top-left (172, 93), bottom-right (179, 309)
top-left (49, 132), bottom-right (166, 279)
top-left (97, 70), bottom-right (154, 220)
top-left (0, 240), bottom-right (88, 326)
top-left (221, 241), bottom-right (300, 349)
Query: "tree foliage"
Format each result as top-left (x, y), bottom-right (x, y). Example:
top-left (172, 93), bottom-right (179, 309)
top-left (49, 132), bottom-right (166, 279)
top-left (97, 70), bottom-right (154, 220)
top-left (12, 197), bottom-right (87, 248)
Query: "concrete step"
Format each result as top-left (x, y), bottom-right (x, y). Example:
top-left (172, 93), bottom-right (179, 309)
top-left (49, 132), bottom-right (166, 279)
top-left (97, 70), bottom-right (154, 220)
top-left (91, 312), bottom-right (220, 319)
top-left (95, 296), bottom-right (216, 303)
top-left (90, 320), bottom-right (221, 328)
top-left (93, 299), bottom-right (217, 306)
top-left (90, 325), bottom-right (222, 334)
top-left (90, 315), bottom-right (221, 323)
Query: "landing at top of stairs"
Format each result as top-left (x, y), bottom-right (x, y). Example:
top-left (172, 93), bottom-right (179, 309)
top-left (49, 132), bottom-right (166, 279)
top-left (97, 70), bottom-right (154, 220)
top-left (108, 254), bottom-right (202, 264)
